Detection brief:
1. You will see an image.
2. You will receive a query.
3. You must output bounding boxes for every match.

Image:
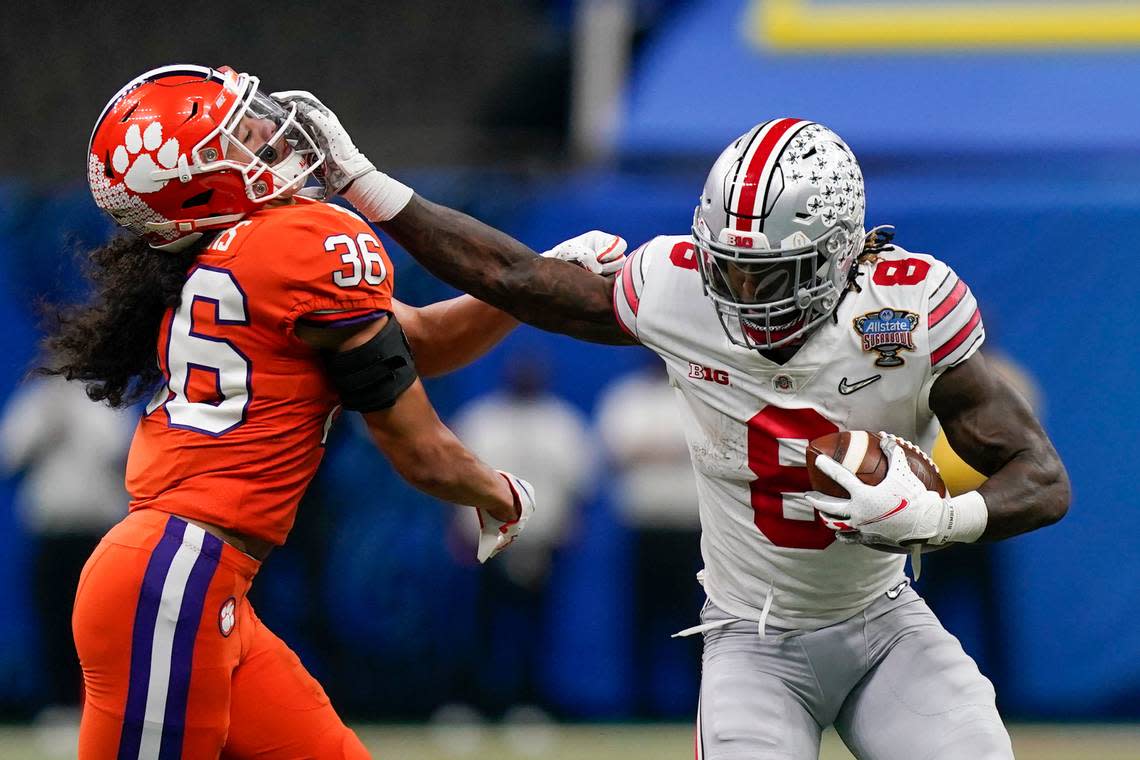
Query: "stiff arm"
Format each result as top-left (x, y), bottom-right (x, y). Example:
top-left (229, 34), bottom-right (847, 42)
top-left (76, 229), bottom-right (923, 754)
top-left (929, 351), bottom-right (1070, 541)
top-left (380, 195), bottom-right (637, 345)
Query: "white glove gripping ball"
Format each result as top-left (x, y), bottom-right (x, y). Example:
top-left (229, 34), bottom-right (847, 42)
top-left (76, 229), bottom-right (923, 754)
top-left (804, 434), bottom-right (952, 549)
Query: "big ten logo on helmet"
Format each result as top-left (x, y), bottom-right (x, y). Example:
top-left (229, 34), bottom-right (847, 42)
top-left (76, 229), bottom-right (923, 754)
top-left (724, 231), bottom-right (756, 248)
top-left (689, 362), bottom-right (730, 385)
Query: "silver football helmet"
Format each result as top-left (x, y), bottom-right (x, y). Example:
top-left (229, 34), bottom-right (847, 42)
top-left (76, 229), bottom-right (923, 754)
top-left (693, 119), bottom-right (866, 350)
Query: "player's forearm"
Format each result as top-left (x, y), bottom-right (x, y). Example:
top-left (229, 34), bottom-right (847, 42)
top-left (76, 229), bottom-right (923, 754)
top-left (381, 196), bottom-right (632, 344)
top-left (381, 195), bottom-right (536, 305)
top-left (930, 354), bottom-right (1071, 542)
top-left (941, 410), bottom-right (1071, 541)
top-left (974, 442), bottom-right (1070, 541)
top-left (394, 296), bottom-right (518, 378)
top-left (397, 437), bottom-right (516, 519)
top-left (363, 380), bottom-right (517, 520)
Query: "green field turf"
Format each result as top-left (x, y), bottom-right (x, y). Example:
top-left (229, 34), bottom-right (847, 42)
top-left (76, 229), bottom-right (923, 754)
top-left (2, 721), bottom-right (1137, 759)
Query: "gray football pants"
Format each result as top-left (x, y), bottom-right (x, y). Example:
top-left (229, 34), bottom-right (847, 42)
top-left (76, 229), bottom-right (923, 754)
top-left (697, 585), bottom-right (1013, 760)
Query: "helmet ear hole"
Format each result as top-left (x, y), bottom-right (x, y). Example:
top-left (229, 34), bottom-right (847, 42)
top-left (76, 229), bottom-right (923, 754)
top-left (181, 189), bottom-right (214, 209)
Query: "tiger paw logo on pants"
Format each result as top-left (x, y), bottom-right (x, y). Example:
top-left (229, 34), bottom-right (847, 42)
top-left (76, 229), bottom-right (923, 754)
top-left (112, 121), bottom-right (181, 193)
top-left (218, 597), bottom-right (237, 637)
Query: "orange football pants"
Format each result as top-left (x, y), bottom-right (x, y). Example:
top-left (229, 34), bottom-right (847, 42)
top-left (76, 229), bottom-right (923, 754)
top-left (73, 509), bottom-right (370, 759)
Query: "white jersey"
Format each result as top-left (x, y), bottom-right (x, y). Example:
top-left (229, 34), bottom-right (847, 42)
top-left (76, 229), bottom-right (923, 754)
top-left (612, 235), bottom-right (984, 629)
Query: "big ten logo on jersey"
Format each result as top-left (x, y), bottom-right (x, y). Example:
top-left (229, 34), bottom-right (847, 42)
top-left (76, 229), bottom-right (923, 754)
top-left (689, 362), bottom-right (730, 385)
top-left (325, 232), bottom-right (387, 288)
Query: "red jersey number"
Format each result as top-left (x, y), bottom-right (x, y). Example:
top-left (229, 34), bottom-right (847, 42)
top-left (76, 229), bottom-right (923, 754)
top-left (747, 407), bottom-right (839, 550)
top-left (669, 241), bottom-right (698, 270)
top-left (872, 258), bottom-right (931, 286)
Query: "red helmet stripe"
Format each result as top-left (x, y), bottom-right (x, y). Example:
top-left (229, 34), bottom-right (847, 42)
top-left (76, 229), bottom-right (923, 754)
top-left (732, 118), bottom-right (807, 231)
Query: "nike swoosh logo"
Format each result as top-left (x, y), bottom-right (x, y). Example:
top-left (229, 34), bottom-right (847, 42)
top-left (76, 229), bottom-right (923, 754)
top-left (863, 499), bottom-right (908, 525)
top-left (838, 374), bottom-right (882, 395)
top-left (886, 580), bottom-right (910, 599)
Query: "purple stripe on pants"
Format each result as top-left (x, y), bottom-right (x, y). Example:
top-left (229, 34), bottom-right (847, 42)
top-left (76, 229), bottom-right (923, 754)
top-left (157, 530), bottom-right (223, 760)
top-left (118, 517), bottom-right (187, 760)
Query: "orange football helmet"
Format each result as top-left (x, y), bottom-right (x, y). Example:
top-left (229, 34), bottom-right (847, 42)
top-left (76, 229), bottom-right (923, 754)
top-left (88, 64), bottom-right (324, 250)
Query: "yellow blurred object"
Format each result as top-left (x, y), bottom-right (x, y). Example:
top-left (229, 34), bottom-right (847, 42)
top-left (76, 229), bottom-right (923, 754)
top-left (932, 432), bottom-right (987, 496)
top-left (751, 0), bottom-right (1140, 51)
top-left (931, 351), bottom-right (1042, 496)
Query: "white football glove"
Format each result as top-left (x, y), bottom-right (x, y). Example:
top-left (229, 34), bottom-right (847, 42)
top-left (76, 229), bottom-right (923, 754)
top-left (541, 230), bottom-right (627, 276)
top-left (804, 434), bottom-right (952, 550)
top-left (476, 471), bottom-right (535, 563)
top-left (271, 90), bottom-right (376, 198)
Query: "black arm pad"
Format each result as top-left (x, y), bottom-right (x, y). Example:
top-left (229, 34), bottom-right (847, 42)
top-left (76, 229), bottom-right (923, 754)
top-left (322, 314), bottom-right (418, 412)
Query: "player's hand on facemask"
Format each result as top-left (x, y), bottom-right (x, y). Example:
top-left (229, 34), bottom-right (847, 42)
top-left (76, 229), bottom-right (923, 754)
top-left (804, 436), bottom-right (951, 549)
top-left (541, 230), bottom-right (627, 276)
top-left (270, 90), bottom-right (375, 198)
top-left (476, 471), bottom-right (536, 563)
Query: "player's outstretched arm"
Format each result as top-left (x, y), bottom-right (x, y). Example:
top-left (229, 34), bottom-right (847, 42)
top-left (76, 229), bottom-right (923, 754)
top-left (382, 196), bottom-right (635, 345)
top-left (929, 352), bottom-right (1070, 541)
top-left (276, 89), bottom-right (635, 346)
top-left (392, 297), bottom-right (518, 378)
top-left (390, 230), bottom-right (628, 376)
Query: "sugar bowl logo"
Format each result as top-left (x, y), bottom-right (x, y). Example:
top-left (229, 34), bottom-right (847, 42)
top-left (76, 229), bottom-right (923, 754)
top-left (853, 308), bottom-right (919, 367)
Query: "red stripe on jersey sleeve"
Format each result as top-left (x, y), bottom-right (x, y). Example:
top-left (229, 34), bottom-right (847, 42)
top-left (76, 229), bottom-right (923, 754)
top-left (620, 251), bottom-right (642, 314)
top-left (611, 275), bottom-right (638, 339)
top-left (931, 308), bottom-right (982, 366)
top-left (929, 279), bottom-right (967, 328)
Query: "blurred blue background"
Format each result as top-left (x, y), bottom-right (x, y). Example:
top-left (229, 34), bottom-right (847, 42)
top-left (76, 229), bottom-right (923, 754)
top-left (1, 0), bottom-right (1138, 727)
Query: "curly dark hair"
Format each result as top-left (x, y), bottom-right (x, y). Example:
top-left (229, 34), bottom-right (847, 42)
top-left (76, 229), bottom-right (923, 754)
top-left (39, 235), bottom-right (199, 408)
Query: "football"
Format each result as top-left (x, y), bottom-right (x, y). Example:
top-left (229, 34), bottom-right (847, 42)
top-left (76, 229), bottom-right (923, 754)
top-left (806, 430), bottom-right (946, 499)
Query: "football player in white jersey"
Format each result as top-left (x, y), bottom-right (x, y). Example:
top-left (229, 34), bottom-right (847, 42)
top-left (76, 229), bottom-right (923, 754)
top-left (285, 98), bottom-right (1069, 759)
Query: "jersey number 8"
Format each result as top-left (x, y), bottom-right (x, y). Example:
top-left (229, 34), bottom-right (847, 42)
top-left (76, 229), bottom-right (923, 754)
top-left (747, 406), bottom-right (839, 550)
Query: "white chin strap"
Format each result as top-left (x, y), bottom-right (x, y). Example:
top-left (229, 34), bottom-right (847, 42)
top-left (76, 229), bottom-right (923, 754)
top-left (150, 233), bottom-right (203, 252)
top-left (144, 211), bottom-right (249, 249)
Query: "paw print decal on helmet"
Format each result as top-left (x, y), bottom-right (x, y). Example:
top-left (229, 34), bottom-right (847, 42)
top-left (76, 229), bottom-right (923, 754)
top-left (113, 121), bottom-right (182, 194)
top-left (89, 64), bottom-right (325, 250)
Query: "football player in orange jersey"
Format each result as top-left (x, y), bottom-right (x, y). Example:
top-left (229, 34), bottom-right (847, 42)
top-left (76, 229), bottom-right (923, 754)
top-left (43, 65), bottom-right (621, 760)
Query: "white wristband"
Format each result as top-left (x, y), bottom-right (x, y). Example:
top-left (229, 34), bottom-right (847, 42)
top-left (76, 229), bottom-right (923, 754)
top-left (940, 490), bottom-right (989, 544)
top-left (342, 170), bottom-right (414, 222)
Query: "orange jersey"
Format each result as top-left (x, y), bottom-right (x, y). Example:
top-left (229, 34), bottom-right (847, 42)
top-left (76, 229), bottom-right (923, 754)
top-left (126, 199), bottom-right (394, 545)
